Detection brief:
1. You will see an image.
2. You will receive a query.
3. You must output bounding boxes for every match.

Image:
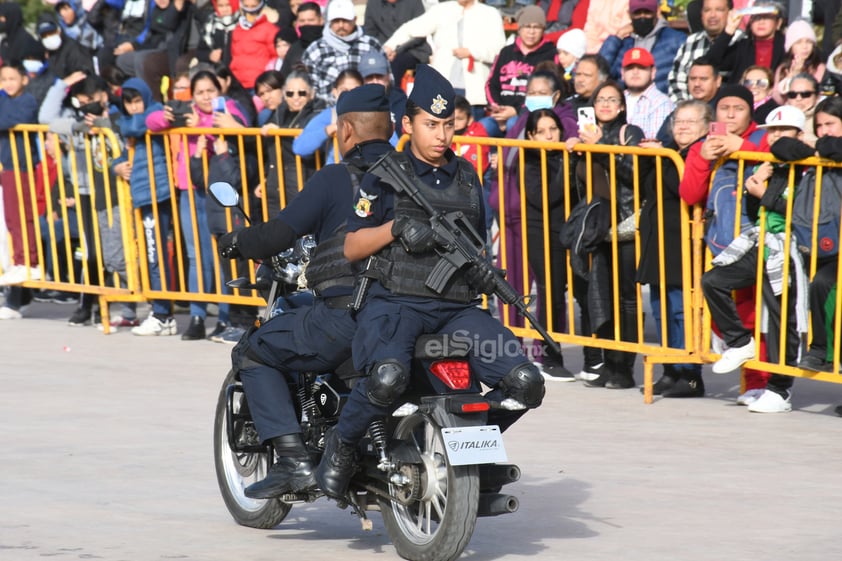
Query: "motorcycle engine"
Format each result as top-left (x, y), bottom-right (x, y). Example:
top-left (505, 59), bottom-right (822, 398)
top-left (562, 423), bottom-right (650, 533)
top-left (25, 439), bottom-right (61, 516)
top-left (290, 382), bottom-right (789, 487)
top-left (314, 381), bottom-right (345, 417)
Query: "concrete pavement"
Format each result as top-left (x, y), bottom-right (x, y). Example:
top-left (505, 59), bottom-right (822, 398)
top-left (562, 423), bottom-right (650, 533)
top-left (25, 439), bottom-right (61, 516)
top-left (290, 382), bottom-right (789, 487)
top-left (2, 301), bottom-right (842, 561)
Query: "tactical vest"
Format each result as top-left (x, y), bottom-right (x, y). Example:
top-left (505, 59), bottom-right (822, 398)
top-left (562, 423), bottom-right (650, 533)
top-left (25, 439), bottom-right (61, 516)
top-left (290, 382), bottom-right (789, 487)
top-left (304, 159), bottom-right (367, 294)
top-left (377, 154), bottom-right (481, 303)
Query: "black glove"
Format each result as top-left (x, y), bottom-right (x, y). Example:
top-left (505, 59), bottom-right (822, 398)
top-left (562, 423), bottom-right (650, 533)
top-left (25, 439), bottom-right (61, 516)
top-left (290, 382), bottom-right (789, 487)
top-left (464, 260), bottom-right (498, 295)
top-left (391, 215), bottom-right (437, 253)
top-left (218, 231), bottom-right (241, 259)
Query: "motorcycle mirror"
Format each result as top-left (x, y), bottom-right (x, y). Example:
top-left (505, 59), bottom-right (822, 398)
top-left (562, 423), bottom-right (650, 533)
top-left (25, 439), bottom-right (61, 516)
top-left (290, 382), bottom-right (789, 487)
top-left (209, 182), bottom-right (240, 207)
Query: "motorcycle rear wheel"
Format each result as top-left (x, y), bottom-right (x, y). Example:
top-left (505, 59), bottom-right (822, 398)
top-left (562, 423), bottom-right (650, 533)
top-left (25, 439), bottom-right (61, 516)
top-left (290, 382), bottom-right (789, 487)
top-left (213, 369), bottom-right (292, 529)
top-left (379, 413), bottom-right (479, 561)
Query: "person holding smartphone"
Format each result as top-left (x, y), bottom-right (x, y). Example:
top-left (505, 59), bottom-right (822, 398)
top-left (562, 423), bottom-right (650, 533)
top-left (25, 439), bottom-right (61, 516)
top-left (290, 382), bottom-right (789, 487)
top-left (146, 69), bottom-right (248, 341)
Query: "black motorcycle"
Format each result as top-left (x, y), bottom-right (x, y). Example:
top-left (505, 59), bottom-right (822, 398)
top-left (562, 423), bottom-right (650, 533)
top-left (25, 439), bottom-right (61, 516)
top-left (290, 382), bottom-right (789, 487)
top-left (210, 183), bottom-right (523, 561)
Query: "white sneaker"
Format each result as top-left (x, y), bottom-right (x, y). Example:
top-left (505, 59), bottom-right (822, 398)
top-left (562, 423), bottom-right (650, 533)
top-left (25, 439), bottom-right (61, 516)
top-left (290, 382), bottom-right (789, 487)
top-left (712, 338), bottom-right (755, 374)
top-left (0, 265), bottom-right (41, 286)
top-left (0, 306), bottom-right (22, 320)
top-left (736, 388), bottom-right (765, 406)
top-left (747, 389), bottom-right (792, 413)
top-left (131, 314), bottom-right (177, 336)
top-left (575, 362), bottom-right (604, 382)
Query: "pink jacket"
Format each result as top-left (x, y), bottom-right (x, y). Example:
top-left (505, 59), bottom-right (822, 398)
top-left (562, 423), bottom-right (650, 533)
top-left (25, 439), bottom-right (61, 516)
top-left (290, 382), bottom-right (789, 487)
top-left (146, 99), bottom-right (246, 191)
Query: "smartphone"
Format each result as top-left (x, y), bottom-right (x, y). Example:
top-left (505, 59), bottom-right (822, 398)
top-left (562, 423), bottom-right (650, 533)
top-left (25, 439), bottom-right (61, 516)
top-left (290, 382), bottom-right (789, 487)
top-left (212, 96), bottom-right (226, 113)
top-left (577, 107), bottom-right (596, 129)
top-left (709, 122), bottom-right (728, 137)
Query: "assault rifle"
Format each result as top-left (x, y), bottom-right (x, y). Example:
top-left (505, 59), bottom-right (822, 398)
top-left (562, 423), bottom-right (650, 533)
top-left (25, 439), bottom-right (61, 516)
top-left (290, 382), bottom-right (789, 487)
top-left (366, 151), bottom-right (564, 357)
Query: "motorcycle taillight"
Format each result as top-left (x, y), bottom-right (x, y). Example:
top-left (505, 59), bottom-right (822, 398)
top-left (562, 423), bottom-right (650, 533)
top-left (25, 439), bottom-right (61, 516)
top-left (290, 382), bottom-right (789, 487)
top-left (430, 359), bottom-right (471, 390)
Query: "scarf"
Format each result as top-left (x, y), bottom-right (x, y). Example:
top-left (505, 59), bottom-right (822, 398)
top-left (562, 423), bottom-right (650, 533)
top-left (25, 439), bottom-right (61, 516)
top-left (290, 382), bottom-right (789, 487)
top-left (204, 11), bottom-right (239, 49)
top-left (321, 24), bottom-right (361, 54)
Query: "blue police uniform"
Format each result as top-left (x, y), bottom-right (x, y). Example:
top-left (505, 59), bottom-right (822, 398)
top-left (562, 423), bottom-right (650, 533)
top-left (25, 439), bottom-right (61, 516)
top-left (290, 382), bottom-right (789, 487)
top-left (237, 139), bottom-right (394, 442)
top-left (336, 148), bottom-right (538, 444)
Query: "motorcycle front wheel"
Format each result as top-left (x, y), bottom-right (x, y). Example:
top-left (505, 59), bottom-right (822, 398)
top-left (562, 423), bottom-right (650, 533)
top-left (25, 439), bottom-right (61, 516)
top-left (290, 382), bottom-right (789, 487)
top-left (379, 412), bottom-right (479, 561)
top-left (213, 369), bottom-right (291, 528)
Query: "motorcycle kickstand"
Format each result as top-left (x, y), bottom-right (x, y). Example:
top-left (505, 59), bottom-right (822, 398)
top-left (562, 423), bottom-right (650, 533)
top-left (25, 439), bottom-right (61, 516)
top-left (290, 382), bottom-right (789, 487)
top-left (341, 491), bottom-right (373, 531)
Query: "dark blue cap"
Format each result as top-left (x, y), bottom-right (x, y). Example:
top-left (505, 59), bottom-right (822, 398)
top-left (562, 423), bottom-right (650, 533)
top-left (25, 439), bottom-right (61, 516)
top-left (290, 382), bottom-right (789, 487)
top-left (408, 65), bottom-right (455, 119)
top-left (336, 84), bottom-right (390, 115)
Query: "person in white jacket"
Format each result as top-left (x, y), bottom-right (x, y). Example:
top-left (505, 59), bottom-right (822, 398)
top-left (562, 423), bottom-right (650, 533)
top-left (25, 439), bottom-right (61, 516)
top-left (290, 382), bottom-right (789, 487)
top-left (382, 0), bottom-right (505, 110)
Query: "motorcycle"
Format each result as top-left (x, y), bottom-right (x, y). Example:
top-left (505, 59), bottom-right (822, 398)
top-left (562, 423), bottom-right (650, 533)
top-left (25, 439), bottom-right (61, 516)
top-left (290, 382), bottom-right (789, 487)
top-left (210, 183), bottom-right (524, 561)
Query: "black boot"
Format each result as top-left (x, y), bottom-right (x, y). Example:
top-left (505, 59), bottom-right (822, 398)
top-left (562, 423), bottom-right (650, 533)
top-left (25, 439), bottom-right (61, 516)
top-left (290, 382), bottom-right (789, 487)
top-left (661, 372), bottom-right (705, 398)
top-left (244, 434), bottom-right (316, 499)
top-left (604, 352), bottom-right (636, 389)
top-left (181, 316), bottom-right (206, 340)
top-left (315, 427), bottom-right (357, 500)
top-left (641, 365), bottom-right (679, 395)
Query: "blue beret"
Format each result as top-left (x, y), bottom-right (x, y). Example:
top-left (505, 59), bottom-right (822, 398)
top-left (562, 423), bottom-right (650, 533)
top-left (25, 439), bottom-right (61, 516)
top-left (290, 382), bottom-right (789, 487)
top-left (336, 84), bottom-right (390, 115)
top-left (408, 65), bottom-right (455, 119)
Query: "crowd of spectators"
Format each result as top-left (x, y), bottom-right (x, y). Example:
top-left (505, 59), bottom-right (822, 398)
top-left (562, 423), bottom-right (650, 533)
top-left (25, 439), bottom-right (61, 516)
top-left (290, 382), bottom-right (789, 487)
top-left (1, 0), bottom-right (842, 413)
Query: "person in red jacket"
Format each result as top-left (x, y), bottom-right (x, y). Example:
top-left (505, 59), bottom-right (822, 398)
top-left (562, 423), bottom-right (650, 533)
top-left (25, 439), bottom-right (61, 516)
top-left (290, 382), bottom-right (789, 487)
top-left (679, 84), bottom-right (772, 402)
top-left (229, 0), bottom-right (280, 89)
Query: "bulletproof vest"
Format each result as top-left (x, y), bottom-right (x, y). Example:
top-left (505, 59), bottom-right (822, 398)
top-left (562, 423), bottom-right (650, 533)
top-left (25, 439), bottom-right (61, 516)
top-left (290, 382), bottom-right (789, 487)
top-left (377, 155), bottom-right (481, 303)
top-left (304, 160), bottom-right (366, 294)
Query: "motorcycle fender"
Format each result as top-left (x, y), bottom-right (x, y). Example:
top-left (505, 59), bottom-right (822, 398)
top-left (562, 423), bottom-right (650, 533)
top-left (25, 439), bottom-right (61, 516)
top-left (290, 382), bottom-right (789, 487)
top-left (388, 439), bottom-right (424, 464)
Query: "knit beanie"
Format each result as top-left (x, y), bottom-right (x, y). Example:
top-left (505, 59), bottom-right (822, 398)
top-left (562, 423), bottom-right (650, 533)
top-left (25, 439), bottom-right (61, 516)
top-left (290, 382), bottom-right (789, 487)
top-left (714, 85), bottom-right (754, 116)
top-left (556, 29), bottom-right (586, 59)
top-left (517, 5), bottom-right (546, 27)
top-left (785, 20), bottom-right (817, 52)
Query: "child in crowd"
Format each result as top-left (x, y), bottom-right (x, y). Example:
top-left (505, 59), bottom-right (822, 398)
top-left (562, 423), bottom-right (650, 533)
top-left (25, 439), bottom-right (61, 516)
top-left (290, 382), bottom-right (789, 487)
top-left (773, 20), bottom-right (825, 105)
top-left (452, 95), bottom-right (491, 176)
top-left (556, 28), bottom-right (587, 83)
top-left (265, 28), bottom-right (297, 72)
top-left (0, 64), bottom-right (43, 291)
top-left (113, 77), bottom-right (177, 336)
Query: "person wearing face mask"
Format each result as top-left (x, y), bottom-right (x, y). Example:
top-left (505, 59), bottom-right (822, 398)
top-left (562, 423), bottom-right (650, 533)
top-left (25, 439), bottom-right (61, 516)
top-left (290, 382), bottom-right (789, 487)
top-left (301, 0), bottom-right (386, 104)
top-left (598, 0), bottom-right (687, 95)
top-left (229, 0), bottom-right (282, 89)
top-left (278, 2), bottom-right (324, 83)
top-left (195, 0), bottom-right (241, 68)
top-left (36, 18), bottom-right (95, 80)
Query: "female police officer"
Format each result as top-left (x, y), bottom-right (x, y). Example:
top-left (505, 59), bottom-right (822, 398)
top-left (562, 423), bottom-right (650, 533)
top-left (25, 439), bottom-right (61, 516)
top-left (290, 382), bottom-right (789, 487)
top-left (315, 65), bottom-right (546, 500)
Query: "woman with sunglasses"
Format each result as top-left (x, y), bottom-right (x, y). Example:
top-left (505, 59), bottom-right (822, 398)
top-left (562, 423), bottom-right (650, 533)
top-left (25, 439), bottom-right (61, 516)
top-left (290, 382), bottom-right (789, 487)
top-left (253, 69), bottom-right (324, 217)
top-left (782, 73), bottom-right (819, 145)
top-left (740, 65), bottom-right (778, 124)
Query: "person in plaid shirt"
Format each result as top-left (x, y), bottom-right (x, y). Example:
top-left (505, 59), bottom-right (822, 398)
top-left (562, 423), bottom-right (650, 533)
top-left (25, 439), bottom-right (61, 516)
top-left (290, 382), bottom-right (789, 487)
top-left (300, 0), bottom-right (385, 104)
top-left (622, 47), bottom-right (674, 139)
top-left (668, 0), bottom-right (743, 103)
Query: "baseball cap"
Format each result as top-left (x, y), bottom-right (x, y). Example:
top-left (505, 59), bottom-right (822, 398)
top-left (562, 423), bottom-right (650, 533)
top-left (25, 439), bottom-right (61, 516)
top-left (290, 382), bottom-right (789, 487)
top-left (336, 84), bottom-right (390, 115)
top-left (758, 105), bottom-right (805, 131)
top-left (358, 51), bottom-right (390, 78)
top-left (629, 0), bottom-right (659, 13)
top-left (326, 0), bottom-right (355, 22)
top-left (622, 47), bottom-right (654, 68)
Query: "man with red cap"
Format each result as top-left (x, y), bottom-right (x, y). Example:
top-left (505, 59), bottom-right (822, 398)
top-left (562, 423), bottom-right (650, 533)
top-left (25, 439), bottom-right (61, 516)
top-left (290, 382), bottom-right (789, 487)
top-left (622, 46), bottom-right (674, 138)
top-left (598, 0), bottom-right (686, 94)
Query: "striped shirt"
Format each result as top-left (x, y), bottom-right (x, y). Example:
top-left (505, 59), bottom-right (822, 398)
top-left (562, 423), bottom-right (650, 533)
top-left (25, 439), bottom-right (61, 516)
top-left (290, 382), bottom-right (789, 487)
top-left (625, 83), bottom-right (674, 139)
top-left (668, 30), bottom-right (743, 104)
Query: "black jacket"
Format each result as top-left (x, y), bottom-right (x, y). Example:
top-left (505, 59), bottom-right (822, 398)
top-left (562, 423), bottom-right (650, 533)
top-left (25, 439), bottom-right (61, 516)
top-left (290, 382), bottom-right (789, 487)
top-left (364, 0), bottom-right (430, 63)
top-left (0, 4), bottom-right (44, 65)
top-left (707, 30), bottom-right (786, 86)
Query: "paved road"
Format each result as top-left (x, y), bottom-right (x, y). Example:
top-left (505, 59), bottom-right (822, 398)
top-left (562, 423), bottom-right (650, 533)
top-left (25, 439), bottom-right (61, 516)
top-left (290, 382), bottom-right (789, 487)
top-left (3, 302), bottom-right (842, 561)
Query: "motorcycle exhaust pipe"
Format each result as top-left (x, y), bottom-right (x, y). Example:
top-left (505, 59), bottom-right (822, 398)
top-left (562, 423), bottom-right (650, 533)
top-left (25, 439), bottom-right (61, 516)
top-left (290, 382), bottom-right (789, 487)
top-left (478, 463), bottom-right (521, 491)
top-left (477, 493), bottom-right (519, 517)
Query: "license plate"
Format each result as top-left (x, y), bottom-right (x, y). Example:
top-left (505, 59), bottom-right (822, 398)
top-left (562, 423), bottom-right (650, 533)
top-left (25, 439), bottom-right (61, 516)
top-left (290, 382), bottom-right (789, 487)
top-left (441, 425), bottom-right (507, 466)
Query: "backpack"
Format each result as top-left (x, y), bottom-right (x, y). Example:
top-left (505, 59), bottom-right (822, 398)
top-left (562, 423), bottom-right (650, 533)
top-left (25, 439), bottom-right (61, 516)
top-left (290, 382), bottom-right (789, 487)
top-left (791, 167), bottom-right (842, 258)
top-left (703, 130), bottom-right (766, 256)
top-left (558, 196), bottom-right (611, 278)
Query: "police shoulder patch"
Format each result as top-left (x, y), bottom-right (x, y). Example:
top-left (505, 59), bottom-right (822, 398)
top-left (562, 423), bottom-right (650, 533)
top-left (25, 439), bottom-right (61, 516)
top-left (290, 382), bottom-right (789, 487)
top-left (354, 197), bottom-right (373, 218)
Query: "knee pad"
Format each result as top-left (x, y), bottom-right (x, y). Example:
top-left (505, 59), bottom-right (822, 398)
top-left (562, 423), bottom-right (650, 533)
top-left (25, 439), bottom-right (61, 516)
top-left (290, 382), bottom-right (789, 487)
top-left (366, 359), bottom-right (409, 407)
top-left (499, 363), bottom-right (545, 409)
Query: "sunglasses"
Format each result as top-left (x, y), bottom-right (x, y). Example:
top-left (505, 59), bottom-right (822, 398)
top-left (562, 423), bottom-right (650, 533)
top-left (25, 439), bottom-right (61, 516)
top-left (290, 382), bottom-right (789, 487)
top-left (786, 90), bottom-right (816, 99)
top-left (285, 90), bottom-right (309, 98)
top-left (742, 79), bottom-right (769, 89)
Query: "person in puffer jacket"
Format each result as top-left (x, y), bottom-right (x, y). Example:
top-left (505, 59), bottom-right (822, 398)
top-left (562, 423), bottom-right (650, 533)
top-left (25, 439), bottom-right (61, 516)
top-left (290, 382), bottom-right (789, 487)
top-left (113, 77), bottom-right (178, 337)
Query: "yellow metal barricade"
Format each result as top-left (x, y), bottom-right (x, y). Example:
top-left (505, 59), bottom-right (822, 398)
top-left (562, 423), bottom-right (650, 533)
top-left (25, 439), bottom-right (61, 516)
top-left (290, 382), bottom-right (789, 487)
top-left (2, 124), bottom-right (142, 332)
top-left (696, 152), bottom-right (842, 386)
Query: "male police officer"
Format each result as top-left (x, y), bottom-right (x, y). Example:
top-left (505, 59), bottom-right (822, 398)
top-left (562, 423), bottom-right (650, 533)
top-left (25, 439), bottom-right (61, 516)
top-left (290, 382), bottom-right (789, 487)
top-left (217, 84), bottom-right (395, 499)
top-left (315, 65), bottom-right (546, 500)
